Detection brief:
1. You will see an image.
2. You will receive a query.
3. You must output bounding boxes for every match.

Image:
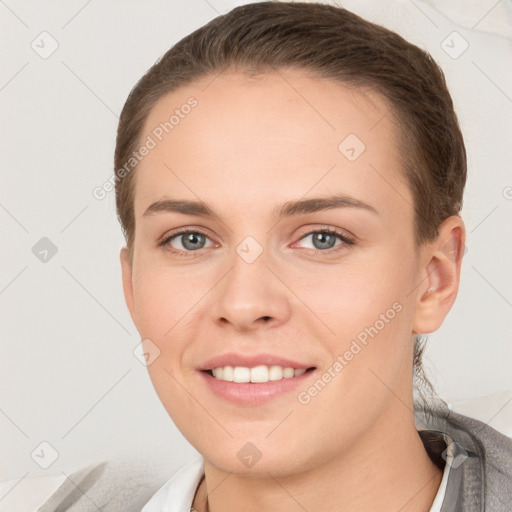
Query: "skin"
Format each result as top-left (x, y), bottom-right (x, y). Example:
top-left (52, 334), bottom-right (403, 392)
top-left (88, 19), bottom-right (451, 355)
top-left (120, 68), bottom-right (465, 511)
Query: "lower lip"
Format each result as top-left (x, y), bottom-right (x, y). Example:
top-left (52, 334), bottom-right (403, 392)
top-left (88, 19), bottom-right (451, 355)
top-left (197, 369), bottom-right (317, 406)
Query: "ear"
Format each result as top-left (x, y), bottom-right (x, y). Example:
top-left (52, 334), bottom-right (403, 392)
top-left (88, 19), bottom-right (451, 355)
top-left (120, 246), bottom-right (136, 324)
top-left (412, 216), bottom-right (466, 334)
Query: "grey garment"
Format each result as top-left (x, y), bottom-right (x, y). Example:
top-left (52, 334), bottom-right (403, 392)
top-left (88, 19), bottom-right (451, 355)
top-left (37, 456), bottom-right (178, 512)
top-left (415, 404), bottom-right (512, 511)
top-left (40, 407), bottom-right (512, 511)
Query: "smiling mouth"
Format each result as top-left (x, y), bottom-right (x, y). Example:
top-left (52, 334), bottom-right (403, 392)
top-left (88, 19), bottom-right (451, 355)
top-left (202, 365), bottom-right (316, 383)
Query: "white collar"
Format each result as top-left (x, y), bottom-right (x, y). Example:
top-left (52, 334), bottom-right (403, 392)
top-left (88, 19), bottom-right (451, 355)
top-left (427, 432), bottom-right (453, 512)
top-left (141, 454), bottom-right (205, 512)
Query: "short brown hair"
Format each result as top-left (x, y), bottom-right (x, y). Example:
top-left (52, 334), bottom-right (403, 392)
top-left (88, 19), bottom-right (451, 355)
top-left (115, 1), bottom-right (466, 255)
top-left (114, 1), bottom-right (467, 394)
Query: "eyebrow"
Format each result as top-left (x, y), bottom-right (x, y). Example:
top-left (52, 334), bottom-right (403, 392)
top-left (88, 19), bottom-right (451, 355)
top-left (142, 195), bottom-right (378, 219)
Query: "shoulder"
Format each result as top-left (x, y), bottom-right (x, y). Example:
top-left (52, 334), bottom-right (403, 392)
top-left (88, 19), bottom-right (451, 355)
top-left (415, 402), bottom-right (512, 511)
top-left (445, 408), bottom-right (512, 506)
top-left (33, 455), bottom-right (185, 512)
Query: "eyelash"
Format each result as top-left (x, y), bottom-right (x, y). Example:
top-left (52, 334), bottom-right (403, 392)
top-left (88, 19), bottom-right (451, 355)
top-left (158, 227), bottom-right (355, 258)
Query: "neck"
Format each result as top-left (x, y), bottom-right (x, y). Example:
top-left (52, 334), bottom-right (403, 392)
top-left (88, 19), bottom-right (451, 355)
top-left (193, 404), bottom-right (443, 512)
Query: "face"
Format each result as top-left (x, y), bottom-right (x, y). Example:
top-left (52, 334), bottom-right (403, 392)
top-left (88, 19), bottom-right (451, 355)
top-left (121, 69), bottom-right (448, 476)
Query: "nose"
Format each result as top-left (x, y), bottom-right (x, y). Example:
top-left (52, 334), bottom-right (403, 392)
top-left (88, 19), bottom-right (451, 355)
top-left (209, 246), bottom-right (291, 332)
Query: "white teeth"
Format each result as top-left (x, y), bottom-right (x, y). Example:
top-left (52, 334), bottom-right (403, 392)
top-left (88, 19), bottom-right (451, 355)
top-left (212, 367), bottom-right (223, 379)
top-left (269, 365), bottom-right (283, 380)
top-left (233, 366), bottom-right (251, 383)
top-left (283, 367), bottom-right (295, 378)
top-left (222, 366), bottom-right (234, 382)
top-left (208, 365), bottom-right (310, 383)
top-left (250, 365), bottom-right (269, 383)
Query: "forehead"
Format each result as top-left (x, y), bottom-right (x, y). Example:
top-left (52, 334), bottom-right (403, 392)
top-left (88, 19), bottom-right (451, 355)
top-left (133, 69), bottom-right (412, 225)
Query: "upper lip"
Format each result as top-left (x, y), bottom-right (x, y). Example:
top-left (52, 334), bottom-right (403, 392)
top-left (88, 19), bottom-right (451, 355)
top-left (198, 353), bottom-right (315, 371)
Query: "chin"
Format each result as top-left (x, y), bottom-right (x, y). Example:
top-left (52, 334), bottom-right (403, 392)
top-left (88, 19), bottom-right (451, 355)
top-left (203, 451), bottom-right (300, 477)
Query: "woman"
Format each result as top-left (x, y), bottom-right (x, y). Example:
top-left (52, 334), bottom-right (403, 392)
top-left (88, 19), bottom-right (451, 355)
top-left (114, 2), bottom-right (512, 510)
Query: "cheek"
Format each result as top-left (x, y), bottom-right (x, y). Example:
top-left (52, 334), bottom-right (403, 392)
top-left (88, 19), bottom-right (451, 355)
top-left (131, 262), bottom-right (192, 338)
top-left (130, 264), bottom-right (203, 425)
top-left (298, 252), bottom-right (417, 385)
top-left (130, 260), bottom-right (211, 391)
top-left (300, 253), bottom-right (413, 335)
top-left (293, 272), bottom-right (415, 439)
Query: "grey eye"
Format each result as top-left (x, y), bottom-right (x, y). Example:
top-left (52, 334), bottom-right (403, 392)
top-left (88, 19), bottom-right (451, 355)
top-left (170, 232), bottom-right (210, 251)
top-left (299, 231), bottom-right (343, 251)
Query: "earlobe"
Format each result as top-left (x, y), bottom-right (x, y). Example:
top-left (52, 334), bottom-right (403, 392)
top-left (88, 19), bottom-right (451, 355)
top-left (120, 246), bottom-right (136, 323)
top-left (412, 216), bottom-right (466, 334)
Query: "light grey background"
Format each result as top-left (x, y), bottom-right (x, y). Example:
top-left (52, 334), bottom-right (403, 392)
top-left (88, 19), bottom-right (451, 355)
top-left (1, 0), bottom-right (511, 491)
